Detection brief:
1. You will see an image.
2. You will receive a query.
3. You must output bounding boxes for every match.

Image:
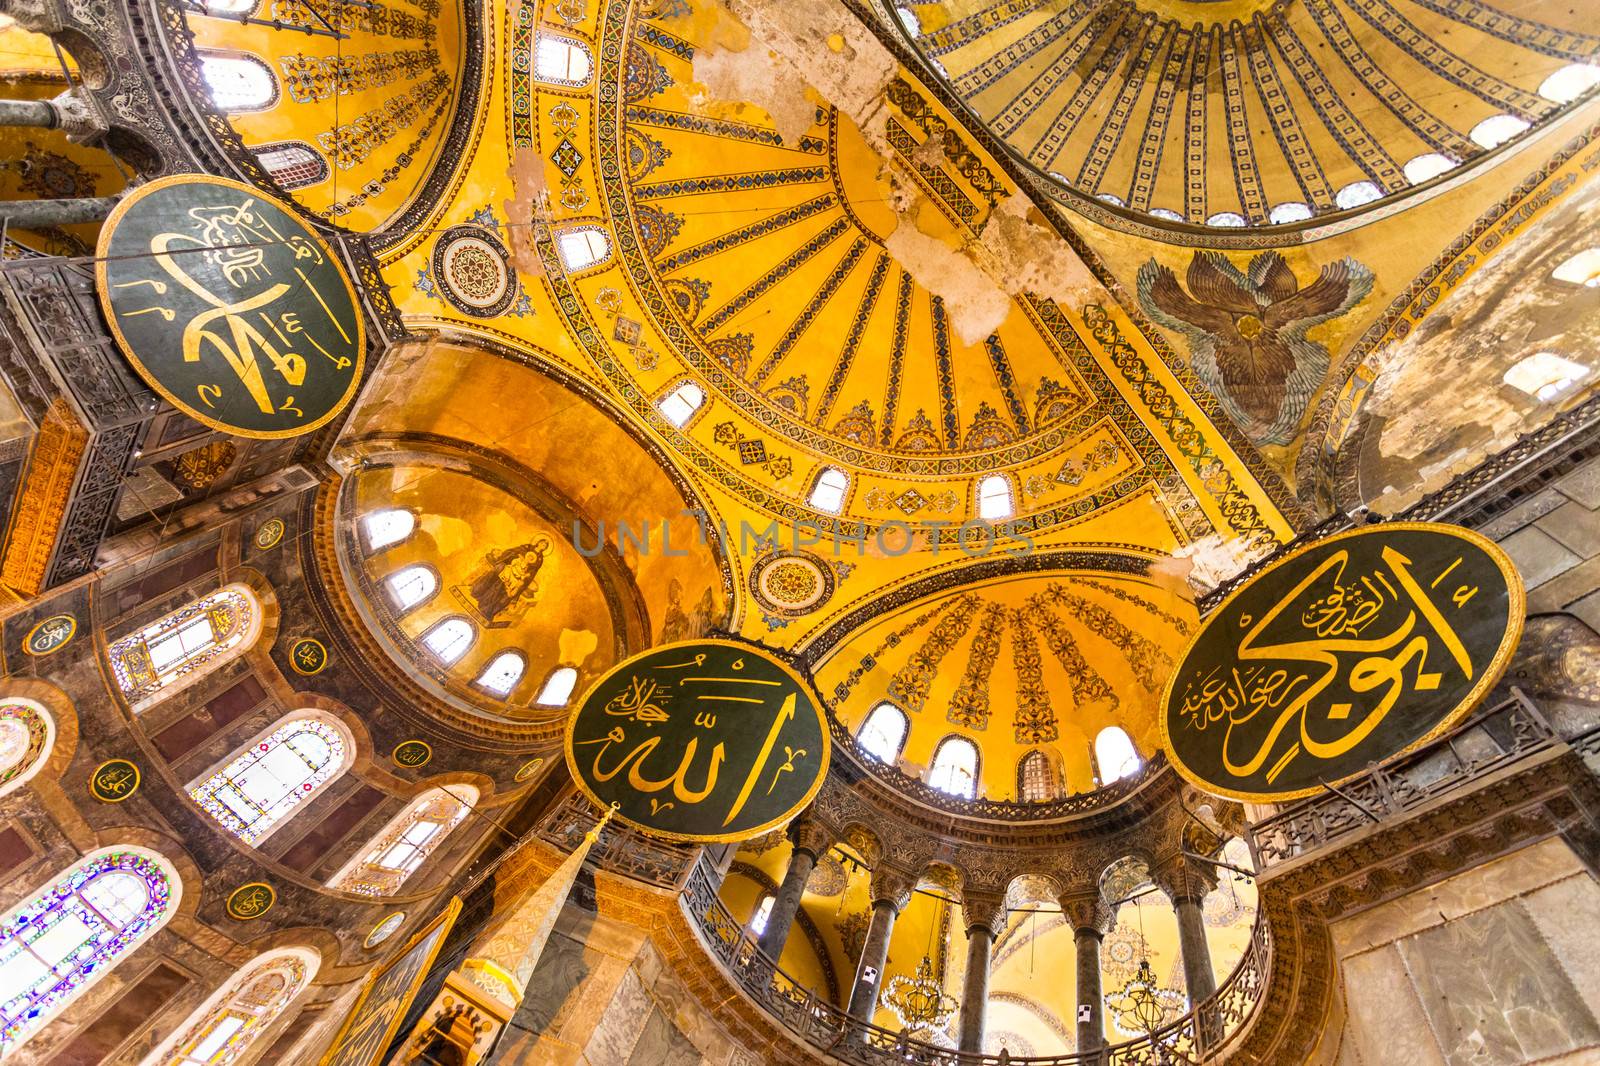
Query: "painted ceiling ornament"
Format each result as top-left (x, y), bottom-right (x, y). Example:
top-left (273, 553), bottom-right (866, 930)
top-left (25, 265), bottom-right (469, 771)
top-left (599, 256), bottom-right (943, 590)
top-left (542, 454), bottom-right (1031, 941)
top-left (1137, 251), bottom-right (1373, 446)
top-left (749, 549), bottom-right (836, 619)
top-left (431, 224), bottom-right (518, 317)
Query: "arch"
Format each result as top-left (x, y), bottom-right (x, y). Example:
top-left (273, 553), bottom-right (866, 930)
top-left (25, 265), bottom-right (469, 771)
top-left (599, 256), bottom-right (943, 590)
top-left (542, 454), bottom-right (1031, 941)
top-left (1403, 153), bottom-right (1456, 184)
top-left (186, 710), bottom-right (354, 845)
top-left (807, 467), bottom-right (849, 514)
top-left (1093, 726), bottom-right (1141, 785)
top-left (1470, 113), bottom-right (1529, 148)
top-left (657, 380), bottom-right (706, 428)
top-left (251, 141), bottom-right (329, 191)
top-left (108, 584), bottom-right (262, 710)
top-left (419, 616), bottom-right (476, 666)
top-left (857, 701), bottom-right (909, 763)
top-left (0, 846), bottom-right (180, 1055)
top-left (384, 564), bottom-right (439, 614)
top-left (1552, 248), bottom-right (1600, 287)
top-left (928, 735), bottom-right (979, 798)
top-left (327, 785), bottom-right (477, 896)
top-left (533, 33), bottom-right (593, 87)
top-left (1503, 351), bottom-right (1588, 402)
top-left (197, 51), bottom-right (278, 112)
top-left (976, 474), bottom-right (1014, 521)
top-left (139, 945), bottom-right (319, 1066)
top-left (361, 508), bottom-right (416, 553)
top-left (534, 666), bottom-right (579, 707)
top-left (554, 225), bottom-right (611, 272)
top-left (1016, 749), bottom-right (1056, 803)
top-left (0, 698), bottom-right (54, 801)
top-left (474, 650), bottom-right (527, 697)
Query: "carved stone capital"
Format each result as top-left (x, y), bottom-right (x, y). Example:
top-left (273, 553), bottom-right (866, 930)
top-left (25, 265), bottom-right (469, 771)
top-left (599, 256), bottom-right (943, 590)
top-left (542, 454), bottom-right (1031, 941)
top-left (0, 0), bottom-right (65, 34)
top-left (1058, 889), bottom-right (1115, 935)
top-left (961, 891), bottom-right (1007, 937)
top-left (49, 89), bottom-right (108, 144)
top-left (789, 810), bottom-right (837, 861)
top-left (869, 865), bottom-right (916, 912)
top-left (1150, 854), bottom-right (1218, 907)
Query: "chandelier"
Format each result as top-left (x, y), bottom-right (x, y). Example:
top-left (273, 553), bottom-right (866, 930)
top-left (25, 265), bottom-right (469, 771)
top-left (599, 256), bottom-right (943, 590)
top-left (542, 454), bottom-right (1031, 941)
top-left (1105, 958), bottom-right (1186, 1037)
top-left (882, 955), bottom-right (958, 1030)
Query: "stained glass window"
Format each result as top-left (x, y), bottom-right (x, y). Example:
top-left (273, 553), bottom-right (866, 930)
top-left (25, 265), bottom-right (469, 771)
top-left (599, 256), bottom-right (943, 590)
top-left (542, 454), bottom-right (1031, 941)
top-left (251, 141), bottom-right (328, 190)
top-left (976, 475), bottom-right (1013, 521)
top-left (0, 700), bottom-right (53, 801)
top-left (533, 35), bottom-right (592, 86)
top-left (188, 716), bottom-right (349, 845)
top-left (808, 468), bottom-right (849, 514)
top-left (198, 53), bottom-right (278, 111)
top-left (657, 382), bottom-right (704, 428)
top-left (0, 849), bottom-right (177, 1055)
top-left (1095, 727), bottom-right (1141, 785)
top-left (857, 703), bottom-right (908, 763)
top-left (420, 617), bottom-right (474, 665)
top-left (555, 227), bottom-right (610, 271)
top-left (929, 736), bottom-right (979, 799)
top-left (328, 787), bottom-right (475, 896)
top-left (361, 509), bottom-right (415, 553)
top-left (475, 651), bottom-right (526, 697)
top-left (385, 566), bottom-right (438, 613)
top-left (748, 894), bottom-right (775, 935)
top-left (151, 948), bottom-right (317, 1066)
top-left (108, 586), bottom-right (258, 707)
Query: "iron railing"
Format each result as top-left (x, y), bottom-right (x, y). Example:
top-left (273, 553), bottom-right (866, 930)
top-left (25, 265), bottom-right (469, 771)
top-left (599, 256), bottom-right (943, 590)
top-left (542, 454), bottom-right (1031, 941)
top-left (1248, 690), bottom-right (1563, 868)
top-left (679, 855), bottom-right (1271, 1065)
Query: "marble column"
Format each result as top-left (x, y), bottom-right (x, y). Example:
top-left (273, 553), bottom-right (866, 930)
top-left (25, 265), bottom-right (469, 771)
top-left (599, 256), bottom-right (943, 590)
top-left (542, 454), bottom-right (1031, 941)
top-left (958, 893), bottom-right (1006, 1054)
top-left (757, 816), bottom-right (835, 961)
top-left (1154, 858), bottom-right (1220, 1046)
top-left (847, 868), bottom-right (913, 1024)
top-left (1060, 890), bottom-right (1115, 1060)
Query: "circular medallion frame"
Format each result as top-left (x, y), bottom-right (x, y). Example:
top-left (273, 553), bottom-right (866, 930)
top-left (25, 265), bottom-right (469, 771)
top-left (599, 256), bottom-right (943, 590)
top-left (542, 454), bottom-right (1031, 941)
top-left (431, 224), bottom-right (517, 317)
top-left (254, 518), bottom-right (286, 551)
top-left (289, 637), bottom-right (329, 675)
top-left (392, 740), bottom-right (433, 768)
top-left (226, 882), bottom-right (276, 921)
top-left (23, 614), bottom-right (77, 656)
top-left (365, 912), bottom-right (407, 948)
top-left (749, 551), bottom-right (835, 617)
top-left (514, 756), bottom-right (546, 783)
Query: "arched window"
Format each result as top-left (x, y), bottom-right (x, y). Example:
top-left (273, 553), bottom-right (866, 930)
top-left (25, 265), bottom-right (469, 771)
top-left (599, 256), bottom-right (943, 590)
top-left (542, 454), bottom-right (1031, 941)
top-left (1540, 63), bottom-right (1600, 104)
top-left (1504, 351), bottom-right (1589, 402)
top-left (361, 509), bottom-right (415, 553)
top-left (808, 467), bottom-right (849, 514)
top-left (748, 894), bottom-right (775, 935)
top-left (555, 226), bottom-right (610, 272)
top-left (1017, 750), bottom-right (1054, 803)
top-left (928, 736), bottom-right (979, 799)
top-left (1268, 201), bottom-right (1312, 224)
top-left (976, 475), bottom-right (1013, 521)
top-left (657, 381), bottom-right (705, 428)
top-left (1148, 207), bottom-right (1183, 222)
top-left (199, 52), bottom-right (278, 112)
top-left (1553, 248), bottom-right (1600, 288)
top-left (420, 617), bottom-right (475, 665)
top-left (0, 699), bottom-right (54, 801)
top-left (475, 651), bottom-right (526, 697)
top-left (1094, 727), bottom-right (1141, 785)
top-left (188, 713), bottom-right (351, 845)
top-left (1403, 153), bottom-right (1456, 184)
top-left (535, 666), bottom-right (579, 707)
top-left (252, 141), bottom-right (329, 191)
top-left (328, 786), bottom-right (476, 896)
top-left (143, 947), bottom-right (318, 1066)
top-left (1205, 211), bottom-right (1246, 228)
top-left (109, 584), bottom-right (260, 708)
top-left (534, 34), bottom-right (593, 86)
top-left (1470, 114), bottom-right (1529, 149)
top-left (385, 565), bottom-right (438, 613)
top-left (1334, 181), bottom-right (1382, 210)
top-left (0, 848), bottom-right (179, 1055)
top-left (857, 702), bottom-right (909, 763)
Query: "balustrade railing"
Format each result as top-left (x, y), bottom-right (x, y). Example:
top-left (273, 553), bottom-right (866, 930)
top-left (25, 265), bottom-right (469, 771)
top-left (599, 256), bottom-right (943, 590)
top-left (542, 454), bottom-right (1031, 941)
top-left (1248, 690), bottom-right (1562, 869)
top-left (679, 855), bottom-right (1270, 1065)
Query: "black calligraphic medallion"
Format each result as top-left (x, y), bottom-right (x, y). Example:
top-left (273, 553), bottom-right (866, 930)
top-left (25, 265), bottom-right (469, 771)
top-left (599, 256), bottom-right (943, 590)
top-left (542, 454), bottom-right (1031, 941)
top-left (290, 637), bottom-right (328, 675)
top-left (23, 614), bottom-right (76, 656)
top-left (253, 518), bottom-right (285, 551)
top-left (392, 740), bottom-right (432, 768)
top-left (90, 758), bottom-right (141, 803)
top-left (226, 882), bottom-right (276, 920)
top-left (1159, 522), bottom-right (1524, 802)
top-left (96, 175), bottom-right (365, 439)
top-left (564, 639), bottom-right (830, 842)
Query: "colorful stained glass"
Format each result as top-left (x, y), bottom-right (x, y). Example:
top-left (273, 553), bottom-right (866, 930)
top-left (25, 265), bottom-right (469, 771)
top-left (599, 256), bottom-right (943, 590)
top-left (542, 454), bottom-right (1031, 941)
top-left (0, 850), bottom-right (174, 1053)
top-left (189, 717), bottom-right (348, 845)
top-left (108, 586), bottom-right (256, 705)
top-left (159, 950), bottom-right (314, 1065)
top-left (0, 701), bottom-right (51, 798)
top-left (328, 787), bottom-right (474, 897)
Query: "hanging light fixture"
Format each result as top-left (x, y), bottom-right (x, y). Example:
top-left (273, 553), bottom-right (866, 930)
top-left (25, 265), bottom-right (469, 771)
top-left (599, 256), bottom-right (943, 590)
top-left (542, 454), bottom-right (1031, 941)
top-left (882, 897), bottom-right (958, 1031)
top-left (1104, 887), bottom-right (1185, 1038)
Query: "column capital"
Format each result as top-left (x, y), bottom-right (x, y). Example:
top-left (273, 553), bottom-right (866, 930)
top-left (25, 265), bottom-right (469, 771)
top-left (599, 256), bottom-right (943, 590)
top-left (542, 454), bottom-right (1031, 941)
top-left (788, 811), bottom-right (836, 861)
top-left (1150, 854), bottom-right (1218, 907)
top-left (961, 891), bottom-right (1008, 938)
top-left (1058, 889), bottom-right (1115, 935)
top-left (869, 865), bottom-right (916, 912)
top-left (49, 89), bottom-right (107, 144)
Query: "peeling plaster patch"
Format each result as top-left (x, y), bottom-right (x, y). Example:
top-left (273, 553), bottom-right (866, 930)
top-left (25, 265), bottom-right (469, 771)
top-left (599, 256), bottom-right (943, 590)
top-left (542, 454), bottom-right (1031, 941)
top-left (559, 627), bottom-right (600, 665)
top-left (980, 193), bottom-right (1097, 311)
top-left (690, 45), bottom-right (817, 146)
top-left (1158, 533), bottom-right (1279, 595)
top-left (504, 148), bottom-right (550, 281)
top-left (884, 221), bottom-right (1011, 343)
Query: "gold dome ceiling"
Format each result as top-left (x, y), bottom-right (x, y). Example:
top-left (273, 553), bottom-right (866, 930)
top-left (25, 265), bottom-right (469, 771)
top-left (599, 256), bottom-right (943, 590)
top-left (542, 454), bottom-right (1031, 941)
top-left (887, 0), bottom-right (1600, 231)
